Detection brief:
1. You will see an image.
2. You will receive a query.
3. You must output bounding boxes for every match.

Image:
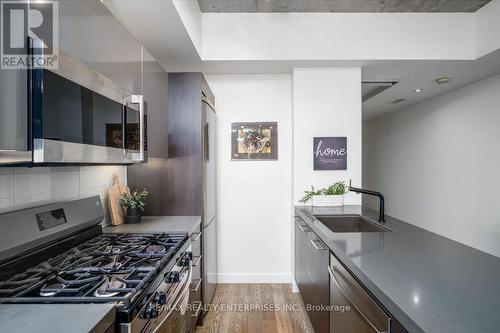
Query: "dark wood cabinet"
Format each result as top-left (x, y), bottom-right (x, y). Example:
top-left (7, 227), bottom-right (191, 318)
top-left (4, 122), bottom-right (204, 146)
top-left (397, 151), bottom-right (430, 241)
top-left (295, 216), bottom-right (330, 333)
top-left (294, 217), bottom-right (305, 288)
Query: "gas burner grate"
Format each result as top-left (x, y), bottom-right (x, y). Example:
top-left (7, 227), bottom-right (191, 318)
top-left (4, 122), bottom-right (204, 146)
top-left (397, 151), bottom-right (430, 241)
top-left (0, 232), bottom-right (187, 304)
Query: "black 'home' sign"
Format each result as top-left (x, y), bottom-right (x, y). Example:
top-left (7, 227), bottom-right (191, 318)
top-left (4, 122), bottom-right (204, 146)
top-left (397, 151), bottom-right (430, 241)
top-left (313, 137), bottom-right (347, 170)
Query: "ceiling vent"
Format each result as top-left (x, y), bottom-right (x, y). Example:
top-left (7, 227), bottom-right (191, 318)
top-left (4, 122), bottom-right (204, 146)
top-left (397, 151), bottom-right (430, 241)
top-left (362, 80), bottom-right (398, 102)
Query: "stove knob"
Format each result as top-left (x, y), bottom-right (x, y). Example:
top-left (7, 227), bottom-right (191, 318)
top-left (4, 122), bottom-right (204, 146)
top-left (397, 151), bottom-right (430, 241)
top-left (167, 271), bottom-right (180, 283)
top-left (178, 253), bottom-right (191, 267)
top-left (184, 251), bottom-right (193, 260)
top-left (153, 291), bottom-right (167, 305)
top-left (143, 303), bottom-right (159, 319)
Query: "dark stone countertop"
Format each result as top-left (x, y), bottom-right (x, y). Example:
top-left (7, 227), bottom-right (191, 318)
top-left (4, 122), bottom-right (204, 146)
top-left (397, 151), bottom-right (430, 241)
top-left (0, 304), bottom-right (115, 333)
top-left (295, 205), bottom-right (500, 333)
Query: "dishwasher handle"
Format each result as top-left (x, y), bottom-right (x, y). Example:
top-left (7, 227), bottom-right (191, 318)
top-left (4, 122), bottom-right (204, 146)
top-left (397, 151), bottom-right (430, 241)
top-left (328, 265), bottom-right (387, 333)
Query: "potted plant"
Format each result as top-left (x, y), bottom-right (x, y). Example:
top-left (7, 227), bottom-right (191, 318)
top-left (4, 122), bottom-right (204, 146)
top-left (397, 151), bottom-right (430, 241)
top-left (299, 181), bottom-right (347, 207)
top-left (119, 190), bottom-right (148, 224)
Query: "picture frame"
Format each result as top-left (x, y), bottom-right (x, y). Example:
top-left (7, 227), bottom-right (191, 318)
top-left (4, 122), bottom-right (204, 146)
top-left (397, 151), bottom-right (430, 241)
top-left (231, 122), bottom-right (278, 160)
top-left (313, 137), bottom-right (347, 170)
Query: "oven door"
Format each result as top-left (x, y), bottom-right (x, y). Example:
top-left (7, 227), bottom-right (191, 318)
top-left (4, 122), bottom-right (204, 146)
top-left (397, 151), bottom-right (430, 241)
top-left (30, 48), bottom-right (146, 165)
top-left (153, 266), bottom-right (194, 333)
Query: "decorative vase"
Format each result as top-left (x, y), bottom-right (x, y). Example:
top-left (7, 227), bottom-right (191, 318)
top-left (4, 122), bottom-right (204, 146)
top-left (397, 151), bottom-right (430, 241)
top-left (125, 207), bottom-right (142, 224)
top-left (311, 195), bottom-right (343, 207)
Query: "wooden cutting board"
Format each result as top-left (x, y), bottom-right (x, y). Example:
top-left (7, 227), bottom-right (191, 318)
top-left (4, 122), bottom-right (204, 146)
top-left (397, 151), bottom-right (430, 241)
top-left (107, 173), bottom-right (130, 226)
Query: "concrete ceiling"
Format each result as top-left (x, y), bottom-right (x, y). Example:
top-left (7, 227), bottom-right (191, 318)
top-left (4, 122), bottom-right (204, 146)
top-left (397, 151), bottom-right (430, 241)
top-left (198, 0), bottom-right (492, 13)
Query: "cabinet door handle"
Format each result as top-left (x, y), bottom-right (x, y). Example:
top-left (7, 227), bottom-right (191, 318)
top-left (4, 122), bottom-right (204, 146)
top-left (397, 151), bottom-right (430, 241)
top-left (191, 278), bottom-right (202, 292)
top-left (298, 224), bottom-right (311, 232)
top-left (310, 239), bottom-right (328, 250)
top-left (328, 265), bottom-right (384, 333)
top-left (191, 232), bottom-right (202, 241)
top-left (192, 255), bottom-right (202, 267)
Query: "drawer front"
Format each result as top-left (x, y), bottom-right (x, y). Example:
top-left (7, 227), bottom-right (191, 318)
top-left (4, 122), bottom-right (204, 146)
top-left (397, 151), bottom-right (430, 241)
top-left (303, 232), bottom-right (330, 333)
top-left (189, 224), bottom-right (203, 330)
top-left (329, 254), bottom-right (390, 333)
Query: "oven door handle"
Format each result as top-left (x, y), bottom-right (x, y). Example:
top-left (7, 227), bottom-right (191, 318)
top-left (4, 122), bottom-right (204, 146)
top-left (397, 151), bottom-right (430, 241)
top-left (151, 263), bottom-right (193, 333)
top-left (125, 94), bottom-right (146, 162)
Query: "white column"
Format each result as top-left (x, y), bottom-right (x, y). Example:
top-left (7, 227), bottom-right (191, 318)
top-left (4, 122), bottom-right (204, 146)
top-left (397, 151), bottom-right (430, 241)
top-left (292, 67), bottom-right (362, 205)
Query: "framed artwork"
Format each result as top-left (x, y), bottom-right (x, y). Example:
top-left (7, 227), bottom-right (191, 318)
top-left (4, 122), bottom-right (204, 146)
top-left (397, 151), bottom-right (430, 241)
top-left (231, 122), bottom-right (278, 160)
top-left (313, 137), bottom-right (347, 170)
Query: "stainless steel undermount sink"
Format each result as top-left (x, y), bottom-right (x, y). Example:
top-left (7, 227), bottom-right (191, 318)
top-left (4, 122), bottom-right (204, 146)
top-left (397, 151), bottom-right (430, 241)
top-left (315, 215), bottom-right (391, 233)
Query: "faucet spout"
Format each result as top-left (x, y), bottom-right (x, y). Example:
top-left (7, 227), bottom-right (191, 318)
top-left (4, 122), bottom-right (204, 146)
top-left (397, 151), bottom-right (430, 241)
top-left (348, 179), bottom-right (386, 223)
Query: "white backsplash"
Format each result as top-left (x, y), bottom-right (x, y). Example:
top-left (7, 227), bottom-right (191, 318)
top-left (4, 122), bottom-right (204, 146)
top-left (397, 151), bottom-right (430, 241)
top-left (0, 166), bottom-right (127, 225)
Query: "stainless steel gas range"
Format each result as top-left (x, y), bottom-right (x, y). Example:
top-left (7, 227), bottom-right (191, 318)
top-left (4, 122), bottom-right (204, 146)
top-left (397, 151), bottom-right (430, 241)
top-left (0, 196), bottom-right (194, 333)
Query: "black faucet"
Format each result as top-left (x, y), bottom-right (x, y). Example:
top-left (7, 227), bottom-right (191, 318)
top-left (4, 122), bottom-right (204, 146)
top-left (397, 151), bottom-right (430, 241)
top-left (348, 180), bottom-right (385, 223)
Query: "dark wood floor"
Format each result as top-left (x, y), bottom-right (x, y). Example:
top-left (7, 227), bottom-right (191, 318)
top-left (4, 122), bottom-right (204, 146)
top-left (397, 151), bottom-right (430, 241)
top-left (195, 284), bottom-right (314, 333)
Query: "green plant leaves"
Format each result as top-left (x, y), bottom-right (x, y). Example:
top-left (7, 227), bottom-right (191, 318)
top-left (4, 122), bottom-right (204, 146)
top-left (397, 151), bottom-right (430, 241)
top-left (299, 181), bottom-right (347, 203)
top-left (119, 190), bottom-right (149, 212)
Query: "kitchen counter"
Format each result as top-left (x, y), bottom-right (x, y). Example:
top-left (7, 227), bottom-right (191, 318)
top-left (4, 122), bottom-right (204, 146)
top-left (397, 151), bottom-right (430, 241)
top-left (295, 205), bottom-right (500, 333)
top-left (102, 216), bottom-right (201, 235)
top-left (0, 304), bottom-right (115, 333)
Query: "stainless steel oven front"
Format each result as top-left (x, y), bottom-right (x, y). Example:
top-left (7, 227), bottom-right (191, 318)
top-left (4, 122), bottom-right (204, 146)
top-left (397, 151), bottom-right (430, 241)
top-left (29, 38), bottom-right (147, 165)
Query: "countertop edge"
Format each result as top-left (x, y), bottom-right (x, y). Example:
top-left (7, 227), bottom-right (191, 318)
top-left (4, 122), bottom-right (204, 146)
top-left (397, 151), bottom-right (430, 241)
top-left (102, 216), bottom-right (202, 236)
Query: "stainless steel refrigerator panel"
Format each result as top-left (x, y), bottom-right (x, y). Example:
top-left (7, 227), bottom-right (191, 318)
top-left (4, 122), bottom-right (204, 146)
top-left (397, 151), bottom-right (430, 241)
top-left (202, 97), bottom-right (217, 311)
top-left (202, 216), bottom-right (217, 307)
top-left (203, 100), bottom-right (217, 226)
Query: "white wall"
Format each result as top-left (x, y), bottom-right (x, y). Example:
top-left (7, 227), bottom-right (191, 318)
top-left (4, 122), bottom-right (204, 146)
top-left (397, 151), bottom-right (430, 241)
top-left (206, 74), bottom-right (293, 283)
top-left (0, 166), bottom-right (127, 225)
top-left (293, 68), bottom-right (362, 205)
top-left (363, 73), bottom-right (500, 257)
top-left (202, 13), bottom-right (474, 61)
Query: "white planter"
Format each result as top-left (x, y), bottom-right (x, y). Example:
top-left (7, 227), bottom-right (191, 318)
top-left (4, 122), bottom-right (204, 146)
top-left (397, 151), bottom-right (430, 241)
top-left (311, 195), bottom-right (343, 207)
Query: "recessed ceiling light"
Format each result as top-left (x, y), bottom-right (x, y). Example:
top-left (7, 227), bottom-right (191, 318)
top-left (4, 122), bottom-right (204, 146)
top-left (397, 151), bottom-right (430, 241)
top-left (413, 88), bottom-right (424, 93)
top-left (435, 77), bottom-right (451, 84)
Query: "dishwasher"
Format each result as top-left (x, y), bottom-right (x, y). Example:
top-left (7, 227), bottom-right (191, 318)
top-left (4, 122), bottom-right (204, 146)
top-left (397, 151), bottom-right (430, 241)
top-left (328, 253), bottom-right (392, 333)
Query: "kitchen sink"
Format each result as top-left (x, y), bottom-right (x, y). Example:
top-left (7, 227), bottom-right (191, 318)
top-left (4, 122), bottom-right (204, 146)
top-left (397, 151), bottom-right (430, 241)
top-left (315, 215), bottom-right (391, 233)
